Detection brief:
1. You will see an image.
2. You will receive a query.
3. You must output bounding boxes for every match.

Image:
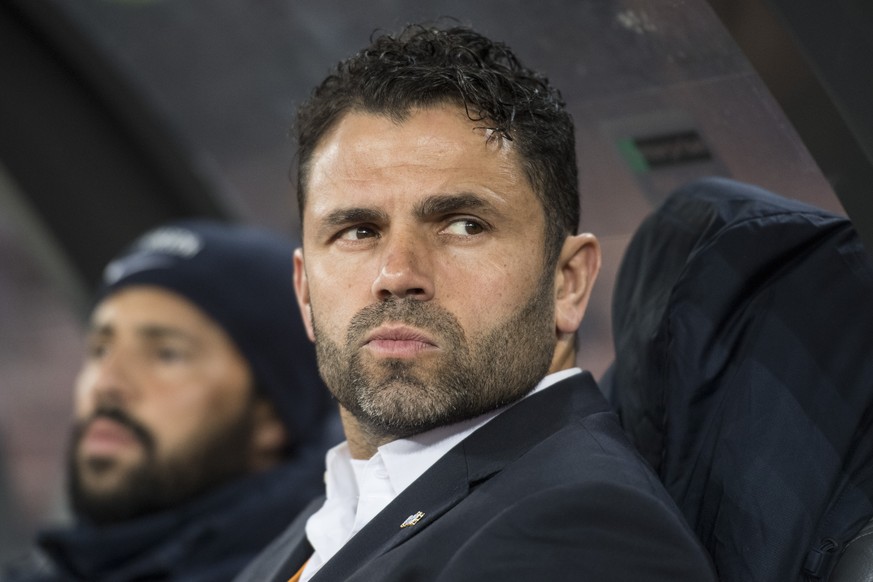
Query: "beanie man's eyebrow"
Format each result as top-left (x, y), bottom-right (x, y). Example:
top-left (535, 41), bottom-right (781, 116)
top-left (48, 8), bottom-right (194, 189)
top-left (87, 322), bottom-right (200, 344)
top-left (136, 325), bottom-right (200, 344)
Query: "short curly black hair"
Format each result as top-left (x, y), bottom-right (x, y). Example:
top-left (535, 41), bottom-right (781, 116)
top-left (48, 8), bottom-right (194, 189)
top-left (295, 24), bottom-right (579, 264)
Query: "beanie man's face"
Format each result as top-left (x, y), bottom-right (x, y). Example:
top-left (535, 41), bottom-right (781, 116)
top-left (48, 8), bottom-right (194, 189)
top-left (68, 286), bottom-right (285, 524)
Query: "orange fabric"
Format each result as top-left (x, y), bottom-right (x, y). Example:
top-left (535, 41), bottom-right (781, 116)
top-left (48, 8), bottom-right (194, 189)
top-left (287, 560), bottom-right (309, 582)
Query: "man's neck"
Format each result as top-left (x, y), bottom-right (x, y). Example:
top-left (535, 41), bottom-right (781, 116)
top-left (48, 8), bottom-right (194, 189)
top-left (548, 334), bottom-right (577, 374)
top-left (339, 408), bottom-right (389, 460)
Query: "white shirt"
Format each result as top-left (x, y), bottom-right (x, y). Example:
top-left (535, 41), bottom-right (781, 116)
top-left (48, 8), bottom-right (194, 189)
top-left (299, 368), bottom-right (582, 581)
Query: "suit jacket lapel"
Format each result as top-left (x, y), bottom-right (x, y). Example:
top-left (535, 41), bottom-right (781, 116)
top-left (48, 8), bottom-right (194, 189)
top-left (313, 442), bottom-right (470, 581)
top-left (312, 373), bottom-right (607, 581)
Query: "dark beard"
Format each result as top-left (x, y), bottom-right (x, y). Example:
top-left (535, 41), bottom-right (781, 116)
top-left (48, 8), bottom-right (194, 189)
top-left (68, 404), bottom-right (255, 525)
top-left (312, 271), bottom-right (556, 440)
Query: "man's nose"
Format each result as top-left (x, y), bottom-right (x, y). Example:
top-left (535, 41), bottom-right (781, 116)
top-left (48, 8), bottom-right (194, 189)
top-left (371, 233), bottom-right (435, 301)
top-left (83, 349), bottom-right (136, 408)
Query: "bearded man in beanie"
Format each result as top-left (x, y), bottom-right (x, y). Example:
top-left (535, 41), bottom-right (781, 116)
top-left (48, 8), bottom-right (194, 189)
top-left (5, 220), bottom-right (341, 582)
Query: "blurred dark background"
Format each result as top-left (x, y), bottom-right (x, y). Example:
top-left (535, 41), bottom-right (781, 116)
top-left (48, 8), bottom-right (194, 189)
top-left (1, 0), bottom-right (870, 561)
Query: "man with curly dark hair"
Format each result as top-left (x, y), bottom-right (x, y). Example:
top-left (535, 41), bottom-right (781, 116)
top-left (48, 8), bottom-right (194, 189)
top-left (237, 23), bottom-right (716, 582)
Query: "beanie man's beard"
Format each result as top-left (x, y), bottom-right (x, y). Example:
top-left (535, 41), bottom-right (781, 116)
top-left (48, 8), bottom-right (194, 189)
top-left (68, 403), bottom-right (256, 525)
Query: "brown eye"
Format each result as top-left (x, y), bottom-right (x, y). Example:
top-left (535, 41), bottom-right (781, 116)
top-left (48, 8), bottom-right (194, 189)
top-left (87, 342), bottom-right (108, 360)
top-left (339, 225), bottom-right (378, 240)
top-left (156, 347), bottom-right (186, 363)
top-left (444, 219), bottom-right (485, 236)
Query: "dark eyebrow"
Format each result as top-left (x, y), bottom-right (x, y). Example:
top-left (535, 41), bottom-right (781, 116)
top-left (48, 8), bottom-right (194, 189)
top-left (414, 193), bottom-right (491, 220)
top-left (316, 193), bottom-right (493, 238)
top-left (136, 325), bottom-right (198, 343)
top-left (87, 322), bottom-right (196, 343)
top-left (322, 207), bottom-right (389, 228)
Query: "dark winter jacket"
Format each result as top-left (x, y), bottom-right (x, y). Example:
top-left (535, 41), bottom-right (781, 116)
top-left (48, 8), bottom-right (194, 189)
top-left (6, 452), bottom-right (332, 582)
top-left (607, 177), bottom-right (873, 581)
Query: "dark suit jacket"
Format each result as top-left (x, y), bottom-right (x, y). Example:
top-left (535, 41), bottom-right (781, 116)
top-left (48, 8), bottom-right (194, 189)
top-left (235, 373), bottom-right (716, 581)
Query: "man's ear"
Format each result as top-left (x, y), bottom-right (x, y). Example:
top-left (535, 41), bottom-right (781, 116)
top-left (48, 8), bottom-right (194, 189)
top-left (250, 398), bottom-right (289, 471)
top-left (554, 233), bottom-right (601, 335)
top-left (293, 248), bottom-right (316, 342)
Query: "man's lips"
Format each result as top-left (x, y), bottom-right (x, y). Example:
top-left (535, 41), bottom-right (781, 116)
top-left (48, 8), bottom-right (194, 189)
top-left (80, 417), bottom-right (142, 457)
top-left (362, 325), bottom-right (439, 358)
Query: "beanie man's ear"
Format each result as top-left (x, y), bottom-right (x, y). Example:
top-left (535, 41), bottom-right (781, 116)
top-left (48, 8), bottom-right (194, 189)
top-left (249, 397), bottom-right (289, 469)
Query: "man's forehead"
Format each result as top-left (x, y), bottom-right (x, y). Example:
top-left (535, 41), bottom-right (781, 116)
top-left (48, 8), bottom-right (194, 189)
top-left (303, 107), bottom-right (529, 215)
top-left (316, 110), bottom-right (474, 161)
top-left (89, 288), bottom-right (210, 338)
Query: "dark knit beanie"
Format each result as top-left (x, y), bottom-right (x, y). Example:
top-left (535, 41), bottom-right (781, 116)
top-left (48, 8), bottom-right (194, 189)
top-left (95, 219), bottom-right (336, 449)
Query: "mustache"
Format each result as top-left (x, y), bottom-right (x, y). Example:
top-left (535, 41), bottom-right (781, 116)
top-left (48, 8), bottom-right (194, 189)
top-left (345, 297), bottom-right (466, 346)
top-left (75, 406), bottom-right (155, 452)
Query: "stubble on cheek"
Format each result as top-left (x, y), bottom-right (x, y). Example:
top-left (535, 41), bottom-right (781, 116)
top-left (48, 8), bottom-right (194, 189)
top-left (310, 281), bottom-right (555, 441)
